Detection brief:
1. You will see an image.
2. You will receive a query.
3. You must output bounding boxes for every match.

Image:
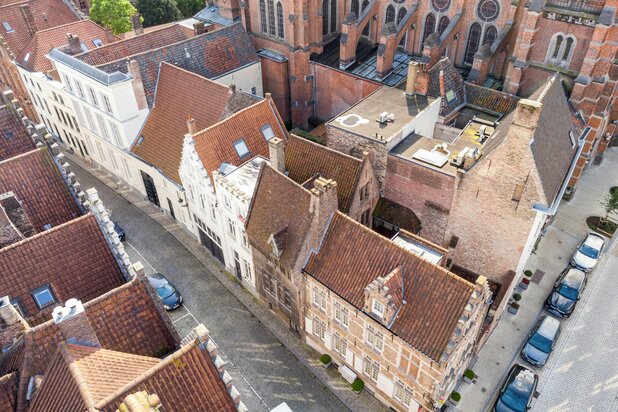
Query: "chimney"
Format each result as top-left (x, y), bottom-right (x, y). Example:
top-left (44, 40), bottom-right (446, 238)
top-left (52, 299), bottom-right (100, 347)
top-left (513, 98), bottom-right (543, 131)
top-left (268, 137), bottom-right (285, 173)
top-left (193, 21), bottom-right (206, 35)
top-left (416, 63), bottom-right (430, 95)
top-left (66, 34), bottom-right (82, 55)
top-left (104, 27), bottom-right (116, 43)
top-left (228, 83), bottom-right (236, 95)
top-left (439, 69), bottom-right (448, 113)
top-left (119, 391), bottom-right (162, 412)
top-left (186, 115), bottom-right (197, 135)
top-left (0, 297), bottom-right (29, 340)
top-left (309, 177), bottom-right (338, 246)
top-left (406, 61), bottom-right (418, 95)
top-left (127, 60), bottom-right (148, 110)
top-left (131, 14), bottom-right (143, 35)
top-left (19, 5), bottom-right (37, 37)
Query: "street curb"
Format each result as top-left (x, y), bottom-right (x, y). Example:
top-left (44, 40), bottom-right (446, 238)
top-left (63, 151), bottom-right (386, 412)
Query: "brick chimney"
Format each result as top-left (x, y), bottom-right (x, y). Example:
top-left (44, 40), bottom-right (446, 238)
top-left (118, 391), bottom-right (162, 412)
top-left (405, 61), bottom-right (418, 95)
top-left (186, 115), bottom-right (197, 135)
top-left (131, 14), bottom-right (143, 35)
top-left (309, 177), bottom-right (338, 243)
top-left (218, 0), bottom-right (241, 21)
top-left (19, 5), bottom-right (37, 37)
top-left (512, 98), bottom-right (542, 131)
top-left (127, 60), bottom-right (148, 111)
top-left (415, 63), bottom-right (430, 96)
top-left (0, 297), bottom-right (29, 343)
top-left (52, 299), bottom-right (100, 347)
top-left (193, 21), bottom-right (206, 36)
top-left (66, 34), bottom-right (82, 55)
top-left (439, 69), bottom-right (447, 114)
top-left (268, 137), bottom-right (285, 173)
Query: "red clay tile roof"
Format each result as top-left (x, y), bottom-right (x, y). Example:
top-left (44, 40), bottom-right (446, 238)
top-left (0, 372), bottom-right (17, 412)
top-left (464, 83), bottom-right (520, 115)
top-left (130, 62), bottom-right (257, 185)
top-left (285, 134), bottom-right (363, 213)
top-left (0, 0), bottom-right (79, 56)
top-left (0, 277), bottom-right (179, 412)
top-left (15, 20), bottom-right (118, 73)
top-left (75, 24), bottom-right (191, 66)
top-left (246, 165), bottom-right (315, 269)
top-left (193, 97), bottom-right (288, 179)
top-left (0, 214), bottom-right (126, 323)
top-left (0, 148), bottom-right (81, 232)
top-left (29, 340), bottom-right (237, 412)
top-left (0, 105), bottom-right (35, 162)
top-left (0, 193), bottom-right (37, 248)
top-left (304, 212), bottom-right (474, 361)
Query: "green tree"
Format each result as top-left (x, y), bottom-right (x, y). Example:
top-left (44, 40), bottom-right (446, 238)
top-left (135, 0), bottom-right (183, 27)
top-left (175, 0), bottom-right (203, 18)
top-left (600, 190), bottom-right (618, 220)
top-left (89, 0), bottom-right (137, 35)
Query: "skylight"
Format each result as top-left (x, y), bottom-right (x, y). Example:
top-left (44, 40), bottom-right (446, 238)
top-left (92, 38), bottom-right (103, 47)
top-left (233, 139), bottom-right (250, 158)
top-left (2, 22), bottom-right (14, 33)
top-left (23, 53), bottom-right (30, 62)
top-left (3, 129), bottom-right (14, 141)
top-left (80, 42), bottom-right (89, 52)
top-left (261, 124), bottom-right (275, 141)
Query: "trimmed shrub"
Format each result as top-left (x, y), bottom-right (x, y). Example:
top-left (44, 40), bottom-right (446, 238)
top-left (513, 293), bottom-right (522, 301)
top-left (464, 369), bottom-right (475, 380)
top-left (524, 270), bottom-right (533, 277)
top-left (351, 378), bottom-right (364, 392)
top-left (451, 391), bottom-right (461, 402)
top-left (320, 354), bottom-right (331, 365)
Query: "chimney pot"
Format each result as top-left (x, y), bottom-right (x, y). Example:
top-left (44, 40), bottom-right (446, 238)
top-left (229, 84), bottom-right (236, 94)
top-left (53, 299), bottom-right (100, 347)
top-left (67, 33), bottom-right (82, 55)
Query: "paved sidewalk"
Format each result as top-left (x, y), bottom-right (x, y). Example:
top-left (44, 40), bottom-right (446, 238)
top-left (455, 148), bottom-right (618, 412)
top-left (62, 150), bottom-right (388, 412)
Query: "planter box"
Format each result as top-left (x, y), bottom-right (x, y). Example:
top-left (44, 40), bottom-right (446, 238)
top-left (321, 361), bottom-right (331, 368)
top-left (508, 304), bottom-right (519, 315)
top-left (464, 376), bottom-right (473, 384)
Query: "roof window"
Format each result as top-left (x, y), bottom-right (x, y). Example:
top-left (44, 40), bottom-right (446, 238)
top-left (3, 129), bottom-right (14, 141)
top-left (31, 284), bottom-right (56, 310)
top-left (23, 53), bottom-right (30, 62)
top-left (233, 139), bottom-right (250, 158)
top-left (92, 38), bottom-right (103, 47)
top-left (261, 124), bottom-right (275, 141)
top-left (2, 22), bottom-right (14, 33)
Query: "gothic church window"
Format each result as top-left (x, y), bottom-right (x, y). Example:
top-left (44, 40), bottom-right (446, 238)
top-left (464, 22), bottom-right (481, 64)
top-left (362, 0), bottom-right (370, 35)
top-left (422, 13), bottom-right (436, 45)
top-left (483, 25), bottom-right (497, 46)
top-left (259, 0), bottom-right (267, 33)
top-left (385, 5), bottom-right (396, 25)
top-left (397, 7), bottom-right (407, 25)
top-left (438, 15), bottom-right (450, 35)
top-left (352, 0), bottom-right (360, 18)
top-left (477, 0), bottom-right (500, 22)
top-left (268, 0), bottom-right (276, 35)
top-left (323, 0), bottom-right (337, 36)
top-left (546, 34), bottom-right (576, 68)
top-left (277, 2), bottom-right (285, 38)
top-left (432, 0), bottom-right (451, 12)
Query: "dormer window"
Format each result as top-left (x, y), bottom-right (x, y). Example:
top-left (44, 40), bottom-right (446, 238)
top-left (372, 299), bottom-right (385, 317)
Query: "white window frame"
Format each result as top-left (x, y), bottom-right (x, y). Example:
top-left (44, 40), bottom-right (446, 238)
top-left (366, 324), bottom-right (384, 351)
top-left (393, 381), bottom-right (414, 406)
top-left (333, 301), bottom-right (349, 328)
top-left (372, 299), bottom-right (385, 317)
top-left (313, 316), bottom-right (326, 341)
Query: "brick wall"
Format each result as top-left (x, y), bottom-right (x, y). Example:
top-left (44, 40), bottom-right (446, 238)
top-left (258, 55), bottom-right (290, 122)
top-left (347, 157), bottom-right (381, 223)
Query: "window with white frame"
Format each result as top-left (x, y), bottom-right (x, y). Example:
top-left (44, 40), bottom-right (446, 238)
top-left (96, 113), bottom-right (110, 141)
top-left (83, 106), bottom-right (96, 133)
top-left (108, 149), bottom-right (118, 170)
top-left (102, 93), bottom-right (113, 114)
top-left (393, 381), bottom-right (414, 406)
top-left (88, 86), bottom-right (99, 107)
top-left (313, 286), bottom-right (327, 311)
top-left (122, 158), bottom-right (132, 179)
top-left (363, 357), bottom-right (380, 381)
top-left (227, 217), bottom-right (236, 237)
top-left (62, 74), bottom-right (73, 93)
top-left (333, 301), bottom-right (349, 328)
top-left (313, 316), bottom-right (326, 341)
top-left (109, 121), bottom-right (122, 146)
top-left (72, 100), bottom-right (84, 124)
top-left (97, 142), bottom-right (106, 161)
top-left (366, 324), bottom-right (384, 351)
top-left (75, 80), bottom-right (85, 99)
top-left (333, 332), bottom-right (347, 357)
top-left (243, 259), bottom-right (252, 281)
top-left (224, 195), bottom-right (231, 209)
top-left (241, 231), bottom-right (249, 248)
top-left (372, 299), bottom-right (385, 317)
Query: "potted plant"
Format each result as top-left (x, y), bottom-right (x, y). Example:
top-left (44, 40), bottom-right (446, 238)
top-left (520, 277), bottom-right (530, 290)
top-left (320, 354), bottom-right (331, 368)
top-left (508, 301), bottom-right (520, 315)
top-left (449, 391), bottom-right (461, 406)
top-left (463, 369), bottom-right (475, 383)
top-left (351, 378), bottom-right (364, 394)
top-left (524, 270), bottom-right (533, 278)
top-left (512, 293), bottom-right (522, 302)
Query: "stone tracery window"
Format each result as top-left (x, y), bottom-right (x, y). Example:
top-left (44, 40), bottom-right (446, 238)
top-left (483, 25), bottom-right (497, 46)
top-left (422, 13), bottom-right (436, 45)
top-left (362, 0), bottom-right (370, 35)
top-left (351, 0), bottom-right (360, 18)
top-left (323, 0), bottom-right (337, 36)
top-left (546, 33), bottom-right (576, 68)
top-left (432, 0), bottom-right (451, 12)
top-left (464, 22), bottom-right (482, 64)
top-left (276, 2), bottom-right (284, 39)
top-left (477, 0), bottom-right (500, 22)
top-left (259, 0), bottom-right (267, 33)
top-left (438, 15), bottom-right (450, 35)
top-left (385, 5), bottom-right (396, 24)
top-left (267, 0), bottom-right (276, 35)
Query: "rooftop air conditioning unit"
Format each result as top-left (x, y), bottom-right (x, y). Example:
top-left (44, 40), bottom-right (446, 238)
top-left (478, 125), bottom-right (487, 142)
top-left (377, 112), bottom-right (388, 124)
top-left (387, 113), bottom-right (395, 122)
top-left (451, 147), bottom-right (470, 167)
top-left (338, 364), bottom-right (357, 384)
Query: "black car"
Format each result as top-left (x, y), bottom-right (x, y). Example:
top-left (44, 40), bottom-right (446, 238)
top-left (147, 273), bottom-right (183, 310)
top-left (114, 221), bottom-right (125, 241)
top-left (493, 364), bottom-right (538, 412)
top-left (544, 267), bottom-right (586, 318)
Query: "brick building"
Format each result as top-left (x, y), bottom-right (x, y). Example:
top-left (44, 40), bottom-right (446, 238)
top-left (303, 212), bottom-right (491, 411)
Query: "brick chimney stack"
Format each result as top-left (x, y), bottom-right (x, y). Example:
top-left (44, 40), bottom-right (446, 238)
top-left (268, 137), bottom-right (285, 173)
top-left (415, 63), bottom-right (430, 96)
top-left (405, 61), bottom-right (418, 95)
top-left (19, 5), bottom-right (37, 37)
top-left (52, 299), bottom-right (100, 347)
top-left (309, 177), bottom-right (338, 242)
top-left (193, 21), bottom-right (206, 35)
top-left (186, 115), bottom-right (197, 135)
top-left (131, 14), bottom-right (143, 35)
top-left (67, 34), bottom-right (82, 55)
top-left (0, 297), bottom-right (29, 342)
top-left (127, 60), bottom-right (148, 110)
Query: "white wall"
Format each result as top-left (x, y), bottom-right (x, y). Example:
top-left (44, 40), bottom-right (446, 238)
top-left (387, 97), bottom-right (441, 151)
top-left (213, 62), bottom-right (264, 97)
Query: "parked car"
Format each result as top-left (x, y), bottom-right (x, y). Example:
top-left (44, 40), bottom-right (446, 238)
top-left (544, 267), bottom-right (586, 318)
top-left (147, 273), bottom-right (183, 310)
top-left (493, 364), bottom-right (538, 412)
top-left (570, 232), bottom-right (605, 272)
top-left (521, 315), bottom-right (561, 367)
top-left (114, 221), bottom-right (125, 241)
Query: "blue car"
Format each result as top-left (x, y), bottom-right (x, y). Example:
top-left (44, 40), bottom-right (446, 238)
top-left (147, 273), bottom-right (183, 311)
top-left (493, 364), bottom-right (538, 412)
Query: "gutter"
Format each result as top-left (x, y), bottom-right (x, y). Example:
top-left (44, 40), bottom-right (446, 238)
top-left (532, 126), bottom-right (590, 215)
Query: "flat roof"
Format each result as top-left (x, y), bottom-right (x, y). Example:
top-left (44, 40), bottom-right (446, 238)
top-left (220, 156), bottom-right (269, 198)
top-left (391, 232), bottom-right (444, 265)
top-left (391, 120), bottom-right (496, 176)
top-left (328, 87), bottom-right (433, 143)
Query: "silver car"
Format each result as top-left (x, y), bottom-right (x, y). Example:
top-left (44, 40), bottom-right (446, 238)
top-left (521, 316), bottom-right (561, 367)
top-left (571, 232), bottom-right (605, 272)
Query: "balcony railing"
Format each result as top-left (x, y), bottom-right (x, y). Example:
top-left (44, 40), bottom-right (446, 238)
top-left (545, 0), bottom-right (605, 14)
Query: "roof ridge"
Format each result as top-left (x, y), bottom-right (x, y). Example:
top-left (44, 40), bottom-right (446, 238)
top-left (534, 73), bottom-right (560, 103)
top-left (288, 134), bottom-right (362, 164)
top-left (25, 19), bottom-right (101, 36)
top-left (93, 341), bottom-right (200, 409)
top-left (0, 214), bottom-right (92, 253)
top-left (192, 98), bottom-right (268, 140)
top-left (159, 61), bottom-right (229, 93)
top-left (57, 342), bottom-right (98, 411)
top-left (0, 147), bottom-right (43, 166)
top-left (0, 0), bottom-right (28, 10)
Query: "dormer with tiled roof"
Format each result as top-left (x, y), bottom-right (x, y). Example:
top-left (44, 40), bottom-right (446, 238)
top-left (363, 265), bottom-right (404, 328)
top-left (0, 192), bottom-right (36, 248)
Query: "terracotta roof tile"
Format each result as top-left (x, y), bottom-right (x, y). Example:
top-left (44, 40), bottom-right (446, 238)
top-left (0, 148), bottom-right (81, 233)
top-left (0, 105), bottom-right (35, 162)
top-left (0, 372), bottom-right (17, 412)
top-left (74, 24), bottom-right (191, 66)
top-left (304, 212), bottom-right (474, 361)
top-left (193, 97), bottom-right (288, 179)
top-left (0, 0), bottom-right (79, 56)
top-left (285, 135), bottom-right (363, 213)
top-left (15, 20), bottom-right (119, 73)
top-left (0, 193), bottom-right (36, 248)
top-left (464, 83), bottom-right (520, 115)
top-left (0, 277), bottom-right (179, 412)
top-left (96, 23), bottom-right (260, 107)
top-left (130, 62), bottom-right (258, 185)
top-left (246, 165), bottom-right (314, 269)
top-left (0, 214), bottom-right (126, 323)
